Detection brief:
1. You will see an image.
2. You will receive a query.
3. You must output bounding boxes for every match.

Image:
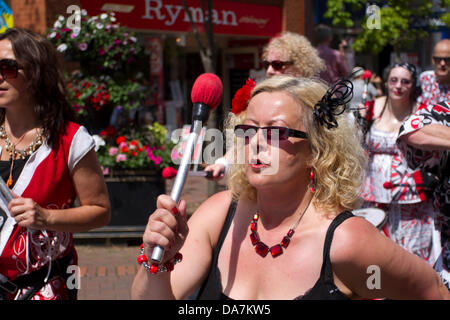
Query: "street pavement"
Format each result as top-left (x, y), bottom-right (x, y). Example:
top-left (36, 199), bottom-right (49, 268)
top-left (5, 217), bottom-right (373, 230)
top-left (75, 175), bottom-right (225, 300)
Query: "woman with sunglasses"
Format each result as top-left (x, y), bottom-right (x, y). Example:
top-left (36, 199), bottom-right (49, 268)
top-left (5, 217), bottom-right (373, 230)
top-left (132, 75), bottom-right (448, 300)
top-left (0, 28), bottom-right (110, 300)
top-left (262, 31), bottom-right (324, 78)
top-left (205, 32), bottom-right (325, 179)
top-left (359, 63), bottom-right (445, 275)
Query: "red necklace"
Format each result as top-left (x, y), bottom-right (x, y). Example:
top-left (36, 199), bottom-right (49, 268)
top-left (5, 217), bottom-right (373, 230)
top-left (249, 197), bottom-right (312, 258)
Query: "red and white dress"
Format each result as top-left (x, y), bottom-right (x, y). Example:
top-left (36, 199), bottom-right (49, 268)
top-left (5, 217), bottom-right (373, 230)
top-left (361, 124), bottom-right (442, 267)
top-left (417, 70), bottom-right (450, 106)
top-left (0, 122), bottom-right (94, 299)
top-left (398, 102), bottom-right (450, 288)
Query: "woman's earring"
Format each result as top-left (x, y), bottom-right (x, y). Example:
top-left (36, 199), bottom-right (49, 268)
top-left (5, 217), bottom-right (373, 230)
top-left (310, 170), bottom-right (315, 193)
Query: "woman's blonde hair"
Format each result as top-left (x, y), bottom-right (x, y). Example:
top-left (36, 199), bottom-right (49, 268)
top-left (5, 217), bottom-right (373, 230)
top-left (262, 31), bottom-right (325, 78)
top-left (226, 76), bottom-right (366, 214)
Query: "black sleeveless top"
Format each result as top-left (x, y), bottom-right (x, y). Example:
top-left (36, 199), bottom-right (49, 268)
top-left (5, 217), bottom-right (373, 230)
top-left (195, 202), bottom-right (353, 300)
top-left (0, 156), bottom-right (30, 189)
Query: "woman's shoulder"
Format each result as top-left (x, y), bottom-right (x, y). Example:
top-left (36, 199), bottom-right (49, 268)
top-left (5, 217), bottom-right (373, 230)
top-left (58, 121), bottom-right (90, 141)
top-left (373, 96), bottom-right (387, 114)
top-left (329, 214), bottom-right (384, 263)
top-left (187, 190), bottom-right (234, 247)
top-left (195, 189), bottom-right (233, 211)
top-left (190, 189), bottom-right (234, 221)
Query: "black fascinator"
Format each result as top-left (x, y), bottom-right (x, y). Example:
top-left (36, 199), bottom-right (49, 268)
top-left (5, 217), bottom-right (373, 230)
top-left (313, 79), bottom-right (353, 129)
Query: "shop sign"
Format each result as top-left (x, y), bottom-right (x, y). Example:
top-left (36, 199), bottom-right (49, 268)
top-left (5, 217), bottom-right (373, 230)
top-left (0, 0), bottom-right (13, 33)
top-left (80, 0), bottom-right (281, 37)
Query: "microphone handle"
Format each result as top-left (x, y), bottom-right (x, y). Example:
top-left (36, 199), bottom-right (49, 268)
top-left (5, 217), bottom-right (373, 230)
top-left (150, 120), bottom-right (203, 263)
top-left (362, 81), bottom-right (369, 105)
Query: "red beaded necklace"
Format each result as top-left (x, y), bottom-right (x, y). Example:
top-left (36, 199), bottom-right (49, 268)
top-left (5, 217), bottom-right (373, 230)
top-left (249, 197), bottom-right (312, 258)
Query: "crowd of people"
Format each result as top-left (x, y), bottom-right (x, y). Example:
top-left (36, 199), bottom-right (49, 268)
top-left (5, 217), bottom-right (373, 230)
top-left (0, 25), bottom-right (448, 300)
top-left (199, 32), bottom-right (450, 299)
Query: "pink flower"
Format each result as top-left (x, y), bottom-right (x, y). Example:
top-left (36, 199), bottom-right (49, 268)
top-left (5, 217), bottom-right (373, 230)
top-left (116, 154), bottom-right (127, 162)
top-left (145, 146), bottom-right (155, 161)
top-left (79, 43), bottom-right (88, 51)
top-left (170, 148), bottom-right (179, 161)
top-left (153, 156), bottom-right (161, 165)
top-left (109, 147), bottom-right (118, 156)
top-left (102, 167), bottom-right (109, 175)
top-left (119, 142), bottom-right (128, 149)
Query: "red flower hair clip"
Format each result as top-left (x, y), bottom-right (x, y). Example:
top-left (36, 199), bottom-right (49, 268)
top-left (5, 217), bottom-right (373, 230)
top-left (231, 78), bottom-right (256, 115)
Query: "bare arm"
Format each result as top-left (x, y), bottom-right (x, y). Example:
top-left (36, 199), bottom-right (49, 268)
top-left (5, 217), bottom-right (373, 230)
top-left (131, 190), bottom-right (233, 300)
top-left (9, 149), bottom-right (111, 232)
top-left (400, 124), bottom-right (450, 151)
top-left (332, 217), bottom-right (449, 300)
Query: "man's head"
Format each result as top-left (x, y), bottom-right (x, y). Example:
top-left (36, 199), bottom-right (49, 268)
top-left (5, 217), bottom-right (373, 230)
top-left (314, 24), bottom-right (332, 46)
top-left (432, 39), bottom-right (450, 84)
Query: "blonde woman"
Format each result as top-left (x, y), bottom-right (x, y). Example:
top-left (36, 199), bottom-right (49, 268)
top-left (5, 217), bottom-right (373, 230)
top-left (262, 31), bottom-right (324, 78)
top-left (206, 31), bottom-right (325, 179)
top-left (132, 76), bottom-right (448, 300)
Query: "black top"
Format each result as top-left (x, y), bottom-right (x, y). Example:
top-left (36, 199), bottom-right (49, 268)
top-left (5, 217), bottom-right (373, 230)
top-left (195, 202), bottom-right (354, 300)
top-left (0, 156), bottom-right (29, 189)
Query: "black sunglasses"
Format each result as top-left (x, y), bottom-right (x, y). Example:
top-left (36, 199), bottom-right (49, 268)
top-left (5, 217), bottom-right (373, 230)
top-left (234, 124), bottom-right (308, 141)
top-left (262, 60), bottom-right (293, 71)
top-left (0, 59), bottom-right (22, 79)
top-left (433, 56), bottom-right (450, 65)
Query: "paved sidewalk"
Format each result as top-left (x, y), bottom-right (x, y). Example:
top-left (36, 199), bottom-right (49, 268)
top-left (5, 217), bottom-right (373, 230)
top-left (75, 175), bottom-right (225, 300)
top-left (76, 244), bottom-right (137, 300)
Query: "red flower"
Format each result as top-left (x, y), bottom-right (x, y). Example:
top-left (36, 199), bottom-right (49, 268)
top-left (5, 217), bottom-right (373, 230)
top-left (162, 167), bottom-right (177, 179)
top-left (131, 151), bottom-right (138, 157)
top-left (100, 125), bottom-right (116, 137)
top-left (130, 140), bottom-right (139, 147)
top-left (383, 181), bottom-right (394, 189)
top-left (116, 136), bottom-right (127, 145)
top-left (231, 78), bottom-right (256, 115)
top-left (120, 146), bottom-right (129, 153)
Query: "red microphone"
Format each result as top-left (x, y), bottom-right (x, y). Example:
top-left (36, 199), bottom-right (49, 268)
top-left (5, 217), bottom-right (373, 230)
top-left (191, 73), bottom-right (223, 120)
top-left (362, 70), bottom-right (372, 81)
top-left (151, 73), bottom-right (223, 263)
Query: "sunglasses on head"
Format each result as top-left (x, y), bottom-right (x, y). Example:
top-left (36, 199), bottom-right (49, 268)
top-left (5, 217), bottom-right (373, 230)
top-left (433, 56), bottom-right (450, 65)
top-left (0, 59), bottom-right (22, 79)
top-left (262, 60), bottom-right (293, 71)
top-left (234, 124), bottom-right (308, 141)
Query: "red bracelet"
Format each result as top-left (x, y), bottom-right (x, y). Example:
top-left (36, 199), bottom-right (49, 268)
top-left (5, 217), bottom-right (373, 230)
top-left (137, 243), bottom-right (183, 274)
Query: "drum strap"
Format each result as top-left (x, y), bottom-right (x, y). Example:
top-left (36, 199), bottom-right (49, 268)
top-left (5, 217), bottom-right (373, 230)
top-left (0, 249), bottom-right (75, 300)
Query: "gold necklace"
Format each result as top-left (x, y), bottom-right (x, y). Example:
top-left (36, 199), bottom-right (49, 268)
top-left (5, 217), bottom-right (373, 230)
top-left (0, 125), bottom-right (43, 187)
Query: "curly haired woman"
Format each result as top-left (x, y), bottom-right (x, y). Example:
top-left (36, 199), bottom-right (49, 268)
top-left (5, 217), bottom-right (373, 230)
top-left (132, 76), bottom-right (448, 300)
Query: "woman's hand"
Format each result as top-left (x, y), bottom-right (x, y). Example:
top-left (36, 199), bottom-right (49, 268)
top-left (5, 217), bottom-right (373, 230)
top-left (204, 163), bottom-right (225, 180)
top-left (8, 196), bottom-right (49, 229)
top-left (143, 195), bottom-right (189, 264)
